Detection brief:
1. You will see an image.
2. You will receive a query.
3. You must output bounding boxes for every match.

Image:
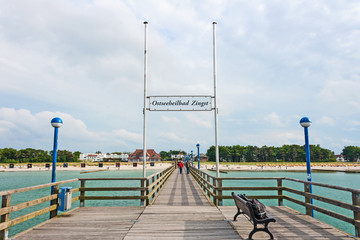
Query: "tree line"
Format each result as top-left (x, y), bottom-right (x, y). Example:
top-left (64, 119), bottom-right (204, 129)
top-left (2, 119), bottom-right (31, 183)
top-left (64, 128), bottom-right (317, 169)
top-left (0, 148), bottom-right (81, 163)
top-left (2, 145), bottom-right (359, 163)
top-left (341, 146), bottom-right (360, 162)
top-left (206, 144), bottom-right (337, 162)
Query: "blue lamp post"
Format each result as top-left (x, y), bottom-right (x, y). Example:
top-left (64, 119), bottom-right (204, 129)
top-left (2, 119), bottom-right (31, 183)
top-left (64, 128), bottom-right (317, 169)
top-left (196, 143), bottom-right (200, 169)
top-left (51, 117), bottom-right (63, 184)
top-left (300, 117), bottom-right (314, 217)
top-left (191, 150), bottom-right (194, 167)
top-left (49, 117), bottom-right (62, 218)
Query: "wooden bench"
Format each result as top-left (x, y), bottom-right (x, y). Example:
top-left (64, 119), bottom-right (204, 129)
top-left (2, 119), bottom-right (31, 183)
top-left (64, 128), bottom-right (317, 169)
top-left (232, 192), bottom-right (276, 240)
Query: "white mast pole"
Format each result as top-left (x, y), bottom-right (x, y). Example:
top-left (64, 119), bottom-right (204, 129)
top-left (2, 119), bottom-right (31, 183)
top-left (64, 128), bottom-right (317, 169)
top-left (143, 21), bottom-right (148, 178)
top-left (213, 22), bottom-right (220, 178)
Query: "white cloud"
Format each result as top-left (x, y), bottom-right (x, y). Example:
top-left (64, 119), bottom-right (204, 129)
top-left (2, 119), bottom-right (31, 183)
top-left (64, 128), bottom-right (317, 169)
top-left (318, 80), bottom-right (360, 111)
top-left (0, 108), bottom-right (141, 152)
top-left (185, 113), bottom-right (212, 128)
top-left (1, 1), bottom-right (360, 154)
top-left (264, 112), bottom-right (283, 127)
top-left (161, 116), bottom-right (181, 124)
top-left (318, 116), bottom-right (335, 126)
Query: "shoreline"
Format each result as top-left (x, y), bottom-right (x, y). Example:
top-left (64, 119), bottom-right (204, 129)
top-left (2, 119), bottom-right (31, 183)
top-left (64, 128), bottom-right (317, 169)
top-left (1, 162), bottom-right (359, 173)
top-left (0, 163), bottom-right (172, 172)
top-left (204, 163), bottom-right (360, 174)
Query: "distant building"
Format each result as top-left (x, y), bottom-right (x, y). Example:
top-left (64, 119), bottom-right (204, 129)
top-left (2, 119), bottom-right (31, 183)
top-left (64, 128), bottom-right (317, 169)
top-left (194, 153), bottom-right (208, 162)
top-left (79, 153), bottom-right (129, 162)
top-left (127, 149), bottom-right (162, 162)
top-left (335, 155), bottom-right (345, 162)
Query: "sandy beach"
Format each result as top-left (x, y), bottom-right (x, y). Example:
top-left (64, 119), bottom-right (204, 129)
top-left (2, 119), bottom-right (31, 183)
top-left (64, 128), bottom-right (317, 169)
top-left (1, 162), bottom-right (360, 173)
top-left (0, 163), bottom-right (172, 172)
top-left (205, 162), bottom-right (360, 173)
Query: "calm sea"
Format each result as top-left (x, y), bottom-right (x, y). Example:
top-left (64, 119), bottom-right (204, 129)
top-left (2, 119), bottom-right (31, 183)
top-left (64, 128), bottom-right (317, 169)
top-left (0, 169), bottom-right (159, 237)
top-left (1, 169), bottom-right (359, 237)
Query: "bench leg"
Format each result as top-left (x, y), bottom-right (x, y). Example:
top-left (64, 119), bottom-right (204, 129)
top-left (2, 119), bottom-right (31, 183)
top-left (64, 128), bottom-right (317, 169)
top-left (233, 208), bottom-right (242, 221)
top-left (248, 224), bottom-right (274, 240)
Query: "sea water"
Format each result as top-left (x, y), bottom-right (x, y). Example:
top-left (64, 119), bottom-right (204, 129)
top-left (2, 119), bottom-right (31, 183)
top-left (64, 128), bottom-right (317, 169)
top-left (206, 170), bottom-right (359, 236)
top-left (0, 169), bottom-right (159, 237)
top-left (1, 170), bottom-right (359, 237)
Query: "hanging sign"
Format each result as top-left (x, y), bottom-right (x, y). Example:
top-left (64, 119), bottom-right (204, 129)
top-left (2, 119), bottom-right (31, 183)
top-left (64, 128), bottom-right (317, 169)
top-left (148, 96), bottom-right (213, 111)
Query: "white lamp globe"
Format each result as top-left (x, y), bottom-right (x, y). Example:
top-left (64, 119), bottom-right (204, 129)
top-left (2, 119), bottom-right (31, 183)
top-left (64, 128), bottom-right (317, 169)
top-left (300, 117), bottom-right (311, 128)
top-left (51, 117), bottom-right (63, 128)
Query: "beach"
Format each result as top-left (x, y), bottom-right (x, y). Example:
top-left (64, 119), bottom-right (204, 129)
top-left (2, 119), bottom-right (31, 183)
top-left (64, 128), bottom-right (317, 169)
top-left (205, 162), bottom-right (360, 173)
top-left (0, 162), bottom-right (172, 172)
top-left (1, 162), bottom-right (360, 173)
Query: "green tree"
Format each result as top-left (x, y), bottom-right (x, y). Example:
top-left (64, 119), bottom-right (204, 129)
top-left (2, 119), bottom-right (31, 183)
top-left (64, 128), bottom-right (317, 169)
top-left (342, 146), bottom-right (360, 162)
top-left (160, 151), bottom-right (170, 160)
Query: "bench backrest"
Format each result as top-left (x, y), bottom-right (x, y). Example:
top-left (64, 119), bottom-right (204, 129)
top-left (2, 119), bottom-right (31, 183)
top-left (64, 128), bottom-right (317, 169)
top-left (232, 193), bottom-right (252, 217)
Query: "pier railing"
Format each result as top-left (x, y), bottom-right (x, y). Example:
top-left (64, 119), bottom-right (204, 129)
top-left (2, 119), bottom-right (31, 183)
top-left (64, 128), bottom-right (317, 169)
top-left (0, 165), bottom-right (174, 240)
top-left (79, 165), bottom-right (174, 207)
top-left (190, 166), bottom-right (360, 237)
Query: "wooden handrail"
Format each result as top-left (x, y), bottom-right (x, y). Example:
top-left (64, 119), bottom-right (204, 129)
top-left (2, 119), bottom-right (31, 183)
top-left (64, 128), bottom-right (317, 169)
top-left (0, 166), bottom-right (175, 240)
top-left (283, 187), bottom-right (360, 212)
top-left (189, 167), bottom-right (360, 237)
top-left (0, 194), bottom-right (58, 216)
top-left (2, 165), bottom-right (358, 238)
top-left (284, 177), bottom-right (360, 194)
top-left (0, 178), bottom-right (79, 196)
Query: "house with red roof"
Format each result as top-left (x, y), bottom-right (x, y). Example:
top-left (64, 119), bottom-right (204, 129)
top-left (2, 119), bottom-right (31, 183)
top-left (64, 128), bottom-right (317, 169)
top-left (127, 149), bottom-right (162, 162)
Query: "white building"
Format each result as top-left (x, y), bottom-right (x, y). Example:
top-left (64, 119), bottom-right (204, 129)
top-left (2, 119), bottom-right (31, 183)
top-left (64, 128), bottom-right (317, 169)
top-left (335, 155), bottom-right (346, 162)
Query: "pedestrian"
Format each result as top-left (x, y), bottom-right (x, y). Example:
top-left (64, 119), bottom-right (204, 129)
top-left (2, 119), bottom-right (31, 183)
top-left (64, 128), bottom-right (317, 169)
top-left (185, 160), bottom-right (190, 174)
top-left (178, 160), bottom-right (184, 174)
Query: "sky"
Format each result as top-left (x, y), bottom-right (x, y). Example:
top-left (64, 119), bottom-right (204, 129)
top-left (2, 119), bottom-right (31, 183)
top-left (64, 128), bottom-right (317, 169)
top-left (1, 0), bottom-right (360, 155)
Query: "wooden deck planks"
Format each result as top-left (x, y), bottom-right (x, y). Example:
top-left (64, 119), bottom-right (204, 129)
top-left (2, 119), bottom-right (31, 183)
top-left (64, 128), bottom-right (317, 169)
top-left (124, 205), bottom-right (240, 240)
top-left (219, 206), bottom-right (355, 240)
top-left (13, 207), bottom-right (144, 240)
top-left (12, 170), bottom-right (357, 239)
top-left (122, 171), bottom-right (240, 239)
top-left (152, 170), bottom-right (211, 206)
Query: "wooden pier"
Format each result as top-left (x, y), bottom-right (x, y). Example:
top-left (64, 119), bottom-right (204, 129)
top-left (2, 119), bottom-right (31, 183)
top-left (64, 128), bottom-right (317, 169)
top-left (8, 168), bottom-right (357, 239)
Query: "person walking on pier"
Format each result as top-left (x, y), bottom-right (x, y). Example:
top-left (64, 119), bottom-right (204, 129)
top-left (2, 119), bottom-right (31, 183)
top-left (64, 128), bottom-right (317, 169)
top-left (185, 160), bottom-right (190, 174)
top-left (178, 160), bottom-right (184, 174)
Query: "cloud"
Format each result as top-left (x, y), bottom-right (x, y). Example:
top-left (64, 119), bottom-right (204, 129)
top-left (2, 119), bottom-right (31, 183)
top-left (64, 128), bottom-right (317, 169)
top-left (161, 116), bottom-right (181, 124)
top-left (264, 112), bottom-right (283, 127)
top-left (1, 1), bottom-right (360, 154)
top-left (229, 129), bottom-right (303, 148)
top-left (318, 80), bottom-right (360, 111)
top-left (185, 113), bottom-right (212, 128)
top-left (0, 108), bottom-right (141, 152)
top-left (318, 116), bottom-right (335, 126)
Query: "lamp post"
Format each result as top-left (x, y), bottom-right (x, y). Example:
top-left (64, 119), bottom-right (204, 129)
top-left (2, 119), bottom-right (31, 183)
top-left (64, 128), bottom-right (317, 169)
top-left (196, 143), bottom-right (200, 169)
top-left (300, 117), bottom-right (314, 217)
top-left (50, 117), bottom-right (63, 218)
top-left (51, 117), bottom-right (63, 184)
top-left (191, 150), bottom-right (194, 167)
